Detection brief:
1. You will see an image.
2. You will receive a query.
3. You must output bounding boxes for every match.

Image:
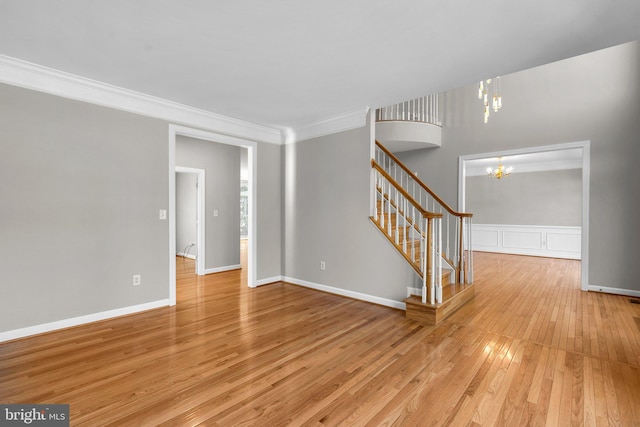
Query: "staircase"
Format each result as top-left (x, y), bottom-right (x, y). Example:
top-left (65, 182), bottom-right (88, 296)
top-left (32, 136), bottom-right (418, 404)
top-left (371, 140), bottom-right (475, 325)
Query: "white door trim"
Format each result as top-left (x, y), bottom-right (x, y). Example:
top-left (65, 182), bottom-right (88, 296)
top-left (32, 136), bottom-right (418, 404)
top-left (169, 124), bottom-right (257, 306)
top-left (458, 140), bottom-right (590, 291)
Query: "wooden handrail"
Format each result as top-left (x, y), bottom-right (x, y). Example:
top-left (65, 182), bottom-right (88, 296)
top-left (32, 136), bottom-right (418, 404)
top-left (372, 160), bottom-right (443, 220)
top-left (375, 141), bottom-right (473, 219)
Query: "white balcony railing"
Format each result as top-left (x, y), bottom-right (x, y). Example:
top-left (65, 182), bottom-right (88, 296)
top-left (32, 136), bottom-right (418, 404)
top-left (375, 94), bottom-right (441, 126)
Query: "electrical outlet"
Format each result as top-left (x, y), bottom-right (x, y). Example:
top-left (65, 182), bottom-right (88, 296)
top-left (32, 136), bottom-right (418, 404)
top-left (133, 274), bottom-right (142, 286)
top-left (159, 209), bottom-right (167, 220)
top-left (320, 261), bottom-right (326, 270)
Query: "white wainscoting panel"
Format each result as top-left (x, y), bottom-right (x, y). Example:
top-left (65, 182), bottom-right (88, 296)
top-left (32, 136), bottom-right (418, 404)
top-left (472, 224), bottom-right (581, 260)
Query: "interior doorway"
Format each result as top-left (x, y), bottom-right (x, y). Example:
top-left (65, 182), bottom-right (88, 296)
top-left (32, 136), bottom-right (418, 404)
top-left (458, 141), bottom-right (590, 291)
top-left (169, 125), bottom-right (257, 306)
top-left (175, 167), bottom-right (205, 275)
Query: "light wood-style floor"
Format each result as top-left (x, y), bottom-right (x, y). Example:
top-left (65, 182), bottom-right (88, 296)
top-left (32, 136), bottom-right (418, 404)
top-left (2, 249), bottom-right (640, 426)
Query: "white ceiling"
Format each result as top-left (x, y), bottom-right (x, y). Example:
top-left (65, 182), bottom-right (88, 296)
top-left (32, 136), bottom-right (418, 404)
top-left (1, 1), bottom-right (639, 133)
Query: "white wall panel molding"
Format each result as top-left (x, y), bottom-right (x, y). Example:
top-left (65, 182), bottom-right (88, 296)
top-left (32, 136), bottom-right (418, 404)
top-left (0, 54), bottom-right (282, 144)
top-left (473, 224), bottom-right (582, 259)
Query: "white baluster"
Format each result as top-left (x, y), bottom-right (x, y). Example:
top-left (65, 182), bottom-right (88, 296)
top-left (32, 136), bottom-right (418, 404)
top-left (448, 214), bottom-right (451, 260)
top-left (403, 198), bottom-right (408, 253)
top-left (412, 205), bottom-right (416, 263)
top-left (378, 173), bottom-right (384, 226)
top-left (423, 96), bottom-right (427, 122)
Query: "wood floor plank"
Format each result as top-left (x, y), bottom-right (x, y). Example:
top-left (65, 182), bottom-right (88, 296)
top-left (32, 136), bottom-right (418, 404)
top-left (1, 251), bottom-right (640, 425)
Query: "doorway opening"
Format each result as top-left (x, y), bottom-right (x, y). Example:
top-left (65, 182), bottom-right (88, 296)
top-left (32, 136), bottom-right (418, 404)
top-left (175, 167), bottom-right (205, 275)
top-left (169, 125), bottom-right (257, 306)
top-left (458, 141), bottom-right (590, 291)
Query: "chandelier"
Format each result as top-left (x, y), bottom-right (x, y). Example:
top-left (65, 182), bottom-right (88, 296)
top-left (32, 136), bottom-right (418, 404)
top-left (487, 157), bottom-right (512, 179)
top-left (478, 77), bottom-right (502, 123)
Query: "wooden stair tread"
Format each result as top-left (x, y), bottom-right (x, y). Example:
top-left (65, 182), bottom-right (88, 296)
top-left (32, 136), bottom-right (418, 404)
top-left (403, 283), bottom-right (475, 325)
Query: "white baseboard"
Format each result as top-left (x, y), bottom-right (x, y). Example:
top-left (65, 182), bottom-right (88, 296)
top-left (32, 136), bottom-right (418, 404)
top-left (255, 276), bottom-right (284, 287)
top-left (204, 264), bottom-right (241, 275)
top-left (587, 285), bottom-right (640, 298)
top-left (407, 286), bottom-right (422, 298)
top-left (0, 299), bottom-right (169, 343)
top-left (176, 252), bottom-right (196, 260)
top-left (283, 276), bottom-right (405, 310)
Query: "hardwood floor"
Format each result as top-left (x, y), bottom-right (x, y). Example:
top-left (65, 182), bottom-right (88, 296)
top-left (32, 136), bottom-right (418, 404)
top-left (1, 250), bottom-right (639, 426)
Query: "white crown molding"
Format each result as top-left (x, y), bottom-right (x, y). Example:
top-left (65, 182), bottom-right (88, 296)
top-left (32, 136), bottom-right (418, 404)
top-left (0, 54), bottom-right (282, 144)
top-left (284, 107), bottom-right (370, 144)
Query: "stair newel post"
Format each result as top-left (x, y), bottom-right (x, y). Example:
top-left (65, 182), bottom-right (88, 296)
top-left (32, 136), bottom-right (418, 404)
top-left (436, 216), bottom-right (443, 304)
top-left (421, 215), bottom-right (428, 304)
top-left (457, 216), bottom-right (464, 284)
top-left (462, 216), bottom-right (473, 284)
top-left (467, 217), bottom-right (473, 284)
top-left (426, 215), bottom-right (434, 305)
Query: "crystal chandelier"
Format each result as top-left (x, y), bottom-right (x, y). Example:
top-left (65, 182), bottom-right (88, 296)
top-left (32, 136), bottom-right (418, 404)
top-left (487, 157), bottom-right (512, 179)
top-left (478, 77), bottom-right (502, 123)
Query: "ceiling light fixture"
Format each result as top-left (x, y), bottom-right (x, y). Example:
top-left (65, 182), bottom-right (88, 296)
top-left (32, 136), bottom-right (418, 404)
top-left (478, 77), bottom-right (502, 123)
top-left (487, 156), bottom-right (512, 179)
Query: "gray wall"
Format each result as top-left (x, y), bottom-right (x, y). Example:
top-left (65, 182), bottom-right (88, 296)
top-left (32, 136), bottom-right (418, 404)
top-left (0, 83), bottom-right (169, 332)
top-left (466, 169), bottom-right (582, 226)
top-left (176, 136), bottom-right (240, 270)
top-left (0, 83), bottom-right (284, 333)
top-left (255, 142), bottom-right (283, 280)
top-left (176, 172), bottom-right (198, 256)
top-left (283, 123), bottom-right (418, 302)
top-left (397, 41), bottom-right (640, 291)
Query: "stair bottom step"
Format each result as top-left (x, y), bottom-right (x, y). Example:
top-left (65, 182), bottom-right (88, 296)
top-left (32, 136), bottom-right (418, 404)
top-left (404, 283), bottom-right (475, 325)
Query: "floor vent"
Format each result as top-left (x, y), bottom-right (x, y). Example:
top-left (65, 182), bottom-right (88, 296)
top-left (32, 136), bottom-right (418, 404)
top-left (630, 299), bottom-right (640, 304)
